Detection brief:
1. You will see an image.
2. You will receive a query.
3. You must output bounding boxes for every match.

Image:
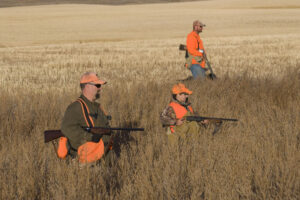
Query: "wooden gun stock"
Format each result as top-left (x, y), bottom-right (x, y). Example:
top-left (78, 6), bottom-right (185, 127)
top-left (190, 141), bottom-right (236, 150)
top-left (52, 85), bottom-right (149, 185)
top-left (44, 130), bottom-right (64, 143)
top-left (179, 44), bottom-right (187, 51)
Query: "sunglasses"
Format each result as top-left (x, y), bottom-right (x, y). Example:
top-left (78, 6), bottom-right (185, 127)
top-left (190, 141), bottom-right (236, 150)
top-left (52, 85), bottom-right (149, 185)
top-left (179, 93), bottom-right (189, 95)
top-left (88, 83), bottom-right (101, 88)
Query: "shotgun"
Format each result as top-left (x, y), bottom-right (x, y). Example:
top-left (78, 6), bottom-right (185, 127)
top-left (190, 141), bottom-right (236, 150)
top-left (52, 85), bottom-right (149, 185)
top-left (186, 116), bottom-right (238, 135)
top-left (44, 127), bottom-right (145, 143)
top-left (185, 116), bottom-right (238, 123)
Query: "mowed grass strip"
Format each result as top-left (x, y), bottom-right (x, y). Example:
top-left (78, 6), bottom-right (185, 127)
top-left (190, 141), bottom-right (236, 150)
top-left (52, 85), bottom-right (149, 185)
top-left (0, 0), bottom-right (201, 7)
top-left (0, 0), bottom-right (300, 47)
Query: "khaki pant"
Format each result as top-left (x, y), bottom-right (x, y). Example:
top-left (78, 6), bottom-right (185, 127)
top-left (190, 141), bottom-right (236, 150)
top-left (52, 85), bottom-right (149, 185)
top-left (167, 121), bottom-right (200, 145)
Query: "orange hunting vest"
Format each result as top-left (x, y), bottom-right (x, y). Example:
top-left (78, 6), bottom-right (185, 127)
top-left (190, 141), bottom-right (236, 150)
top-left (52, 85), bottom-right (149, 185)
top-left (169, 102), bottom-right (194, 133)
top-left (57, 98), bottom-right (105, 163)
top-left (186, 31), bottom-right (206, 68)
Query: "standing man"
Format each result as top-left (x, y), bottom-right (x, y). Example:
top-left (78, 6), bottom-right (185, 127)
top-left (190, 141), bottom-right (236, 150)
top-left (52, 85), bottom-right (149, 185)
top-left (186, 20), bottom-right (207, 79)
top-left (59, 72), bottom-right (112, 164)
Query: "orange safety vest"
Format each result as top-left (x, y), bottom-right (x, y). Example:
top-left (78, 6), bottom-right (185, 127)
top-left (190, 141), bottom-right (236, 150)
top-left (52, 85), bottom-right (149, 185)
top-left (57, 98), bottom-right (105, 163)
top-left (186, 31), bottom-right (206, 68)
top-left (169, 102), bottom-right (194, 133)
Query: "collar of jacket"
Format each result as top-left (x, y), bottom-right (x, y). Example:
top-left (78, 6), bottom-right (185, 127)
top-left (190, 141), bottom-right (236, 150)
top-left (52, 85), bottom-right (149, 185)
top-left (80, 94), bottom-right (90, 103)
top-left (79, 94), bottom-right (101, 110)
top-left (191, 31), bottom-right (200, 38)
top-left (172, 99), bottom-right (192, 108)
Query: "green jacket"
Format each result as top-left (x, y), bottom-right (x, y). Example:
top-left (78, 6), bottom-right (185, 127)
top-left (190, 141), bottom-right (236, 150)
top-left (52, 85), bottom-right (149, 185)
top-left (61, 95), bottom-right (110, 150)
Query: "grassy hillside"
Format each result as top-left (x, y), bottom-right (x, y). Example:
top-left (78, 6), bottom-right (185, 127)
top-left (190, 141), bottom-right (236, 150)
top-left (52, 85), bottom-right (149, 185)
top-left (0, 0), bottom-right (199, 7)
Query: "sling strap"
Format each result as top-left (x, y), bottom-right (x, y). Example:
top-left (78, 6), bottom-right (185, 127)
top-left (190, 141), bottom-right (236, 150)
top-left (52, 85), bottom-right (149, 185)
top-left (57, 98), bottom-right (94, 159)
top-left (76, 98), bottom-right (94, 128)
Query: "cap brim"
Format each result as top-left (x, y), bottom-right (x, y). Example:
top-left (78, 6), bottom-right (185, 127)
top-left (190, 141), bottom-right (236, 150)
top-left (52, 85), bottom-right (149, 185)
top-left (92, 80), bottom-right (107, 85)
top-left (184, 89), bottom-right (193, 94)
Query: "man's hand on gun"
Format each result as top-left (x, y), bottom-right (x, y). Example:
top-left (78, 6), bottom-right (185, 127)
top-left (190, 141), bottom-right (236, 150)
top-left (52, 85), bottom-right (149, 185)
top-left (176, 118), bottom-right (185, 126)
top-left (201, 119), bottom-right (209, 124)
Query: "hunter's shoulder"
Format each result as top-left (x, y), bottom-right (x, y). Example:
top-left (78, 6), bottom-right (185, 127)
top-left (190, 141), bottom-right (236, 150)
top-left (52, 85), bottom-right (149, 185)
top-left (187, 31), bottom-right (198, 37)
top-left (187, 31), bottom-right (194, 37)
top-left (65, 100), bottom-right (82, 113)
top-left (161, 104), bottom-right (175, 115)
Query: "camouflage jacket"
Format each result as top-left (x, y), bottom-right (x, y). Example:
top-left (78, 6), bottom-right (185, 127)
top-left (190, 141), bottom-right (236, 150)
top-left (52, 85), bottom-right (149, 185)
top-left (160, 99), bottom-right (194, 126)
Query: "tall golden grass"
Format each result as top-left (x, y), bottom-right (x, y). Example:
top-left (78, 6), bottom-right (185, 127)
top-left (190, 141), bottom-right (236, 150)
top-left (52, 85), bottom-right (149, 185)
top-left (0, 35), bottom-right (299, 199)
top-left (0, 0), bottom-right (300, 199)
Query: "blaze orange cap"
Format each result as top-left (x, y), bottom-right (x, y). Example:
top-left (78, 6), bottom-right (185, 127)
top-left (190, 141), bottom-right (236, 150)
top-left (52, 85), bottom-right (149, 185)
top-left (80, 72), bottom-right (106, 85)
top-left (172, 83), bottom-right (192, 95)
top-left (193, 20), bottom-right (206, 27)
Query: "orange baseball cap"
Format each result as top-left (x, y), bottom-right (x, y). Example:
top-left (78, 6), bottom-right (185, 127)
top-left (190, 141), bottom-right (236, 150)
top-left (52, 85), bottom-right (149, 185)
top-left (80, 72), bottom-right (106, 85)
top-left (172, 83), bottom-right (192, 95)
top-left (193, 20), bottom-right (206, 27)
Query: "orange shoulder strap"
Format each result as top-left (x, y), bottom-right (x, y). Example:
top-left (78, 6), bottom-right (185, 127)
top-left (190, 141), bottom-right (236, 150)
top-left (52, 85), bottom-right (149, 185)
top-left (57, 98), bottom-right (95, 159)
top-left (76, 98), bottom-right (94, 127)
top-left (187, 105), bottom-right (194, 113)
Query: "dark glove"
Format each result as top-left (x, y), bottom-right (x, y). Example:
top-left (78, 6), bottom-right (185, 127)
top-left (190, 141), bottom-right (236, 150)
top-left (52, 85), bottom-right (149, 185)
top-left (91, 134), bottom-right (102, 143)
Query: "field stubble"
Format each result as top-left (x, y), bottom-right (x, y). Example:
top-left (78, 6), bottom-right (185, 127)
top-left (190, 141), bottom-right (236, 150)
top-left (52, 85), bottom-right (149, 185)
top-left (0, 34), bottom-right (299, 199)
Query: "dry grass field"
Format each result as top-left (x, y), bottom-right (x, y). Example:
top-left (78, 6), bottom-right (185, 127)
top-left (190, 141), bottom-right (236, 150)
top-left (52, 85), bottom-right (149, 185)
top-left (0, 0), bottom-right (299, 199)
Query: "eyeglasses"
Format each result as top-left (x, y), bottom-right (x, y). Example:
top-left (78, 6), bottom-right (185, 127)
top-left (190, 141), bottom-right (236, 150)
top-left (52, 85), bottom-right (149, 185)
top-left (179, 93), bottom-right (189, 96)
top-left (88, 83), bottom-right (101, 88)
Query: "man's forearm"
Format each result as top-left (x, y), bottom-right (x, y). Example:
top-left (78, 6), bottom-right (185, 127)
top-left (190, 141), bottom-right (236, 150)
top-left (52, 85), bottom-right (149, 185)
top-left (160, 116), bottom-right (176, 126)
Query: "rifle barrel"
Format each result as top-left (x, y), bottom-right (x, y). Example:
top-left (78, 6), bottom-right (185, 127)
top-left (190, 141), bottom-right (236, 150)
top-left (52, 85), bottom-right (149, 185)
top-left (84, 127), bottom-right (145, 132)
top-left (186, 116), bottom-right (238, 122)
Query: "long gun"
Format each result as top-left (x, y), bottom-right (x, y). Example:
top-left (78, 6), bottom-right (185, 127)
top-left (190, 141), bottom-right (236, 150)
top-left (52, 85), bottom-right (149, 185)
top-left (44, 127), bottom-right (145, 143)
top-left (186, 116), bottom-right (238, 123)
top-left (186, 116), bottom-right (238, 135)
top-left (179, 44), bottom-right (217, 80)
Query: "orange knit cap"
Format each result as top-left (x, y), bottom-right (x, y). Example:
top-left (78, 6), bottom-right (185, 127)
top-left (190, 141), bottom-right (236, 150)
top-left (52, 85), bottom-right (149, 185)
top-left (80, 72), bottom-right (106, 85)
top-left (193, 20), bottom-right (206, 27)
top-left (172, 83), bottom-right (192, 95)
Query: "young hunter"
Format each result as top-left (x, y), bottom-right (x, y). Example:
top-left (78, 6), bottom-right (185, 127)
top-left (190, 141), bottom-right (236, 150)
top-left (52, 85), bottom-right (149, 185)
top-left (186, 20), bottom-right (207, 79)
top-left (160, 83), bottom-right (208, 142)
top-left (58, 72), bottom-right (112, 164)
